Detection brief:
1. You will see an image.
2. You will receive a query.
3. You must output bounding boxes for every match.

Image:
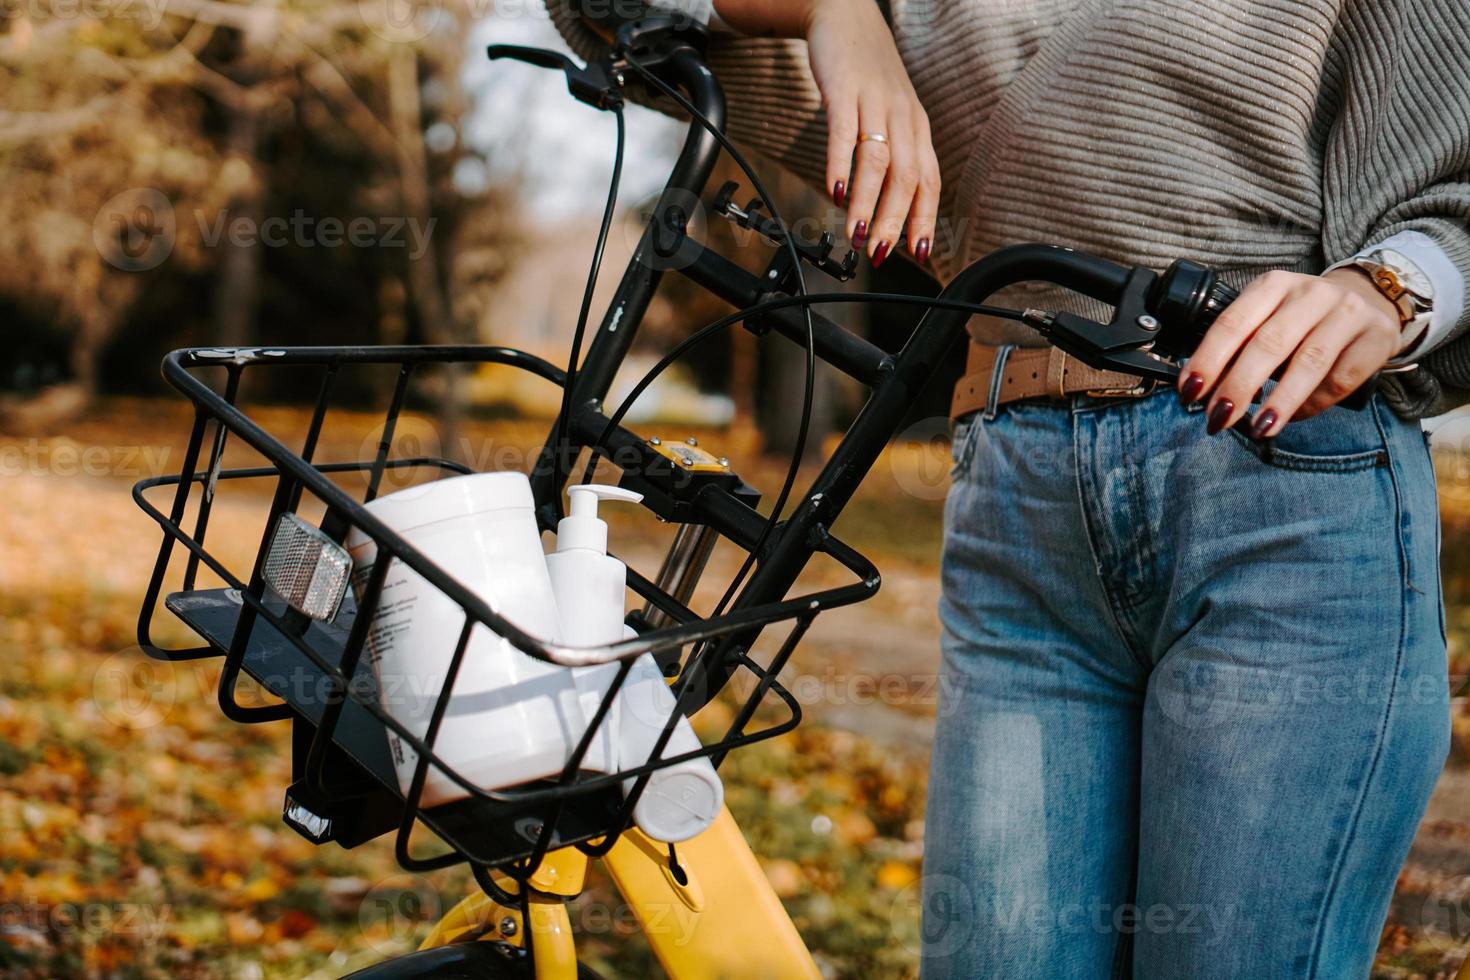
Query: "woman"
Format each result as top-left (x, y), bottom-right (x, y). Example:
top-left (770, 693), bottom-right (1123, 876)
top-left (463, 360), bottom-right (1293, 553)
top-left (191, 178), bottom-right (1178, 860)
top-left (550, 0), bottom-right (1470, 975)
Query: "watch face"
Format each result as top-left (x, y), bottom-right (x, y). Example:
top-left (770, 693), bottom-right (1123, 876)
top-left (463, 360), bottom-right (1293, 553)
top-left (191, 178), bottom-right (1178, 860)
top-left (1375, 249), bottom-right (1435, 300)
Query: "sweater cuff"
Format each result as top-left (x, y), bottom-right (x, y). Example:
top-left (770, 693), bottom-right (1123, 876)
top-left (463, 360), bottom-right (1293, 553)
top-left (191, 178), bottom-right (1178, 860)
top-left (1324, 229), bottom-right (1465, 364)
top-left (1366, 216), bottom-right (1470, 354)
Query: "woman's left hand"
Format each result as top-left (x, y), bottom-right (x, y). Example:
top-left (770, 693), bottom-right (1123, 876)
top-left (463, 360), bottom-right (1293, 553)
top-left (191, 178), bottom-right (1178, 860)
top-left (1177, 268), bottom-right (1403, 438)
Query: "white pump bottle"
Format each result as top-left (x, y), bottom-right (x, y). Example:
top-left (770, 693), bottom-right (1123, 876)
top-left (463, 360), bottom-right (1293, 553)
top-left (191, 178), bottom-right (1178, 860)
top-left (545, 485), bottom-right (724, 842)
top-left (546, 485), bottom-right (644, 645)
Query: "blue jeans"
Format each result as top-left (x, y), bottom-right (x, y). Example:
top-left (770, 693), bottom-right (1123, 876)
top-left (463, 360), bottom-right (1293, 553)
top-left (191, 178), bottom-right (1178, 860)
top-left (923, 388), bottom-right (1449, 978)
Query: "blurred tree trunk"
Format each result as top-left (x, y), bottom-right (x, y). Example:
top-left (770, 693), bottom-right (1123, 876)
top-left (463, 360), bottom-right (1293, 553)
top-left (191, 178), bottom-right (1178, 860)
top-left (67, 306), bottom-right (111, 401)
top-left (388, 46), bottom-right (463, 463)
top-left (211, 106), bottom-right (261, 350)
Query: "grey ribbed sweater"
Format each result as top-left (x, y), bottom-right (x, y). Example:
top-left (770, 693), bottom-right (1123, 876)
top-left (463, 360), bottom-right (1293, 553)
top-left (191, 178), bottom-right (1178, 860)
top-left (548, 0), bottom-right (1470, 418)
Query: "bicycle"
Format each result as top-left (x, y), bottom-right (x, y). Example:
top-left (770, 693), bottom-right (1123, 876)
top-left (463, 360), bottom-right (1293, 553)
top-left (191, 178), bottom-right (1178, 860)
top-left (130, 5), bottom-right (1343, 975)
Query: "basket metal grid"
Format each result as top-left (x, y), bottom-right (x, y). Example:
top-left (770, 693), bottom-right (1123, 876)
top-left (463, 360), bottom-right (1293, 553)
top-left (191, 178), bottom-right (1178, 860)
top-left (133, 344), bottom-right (882, 878)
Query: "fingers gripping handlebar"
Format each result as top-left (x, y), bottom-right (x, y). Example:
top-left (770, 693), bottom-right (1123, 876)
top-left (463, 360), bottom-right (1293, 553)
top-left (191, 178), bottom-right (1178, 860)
top-left (942, 247), bottom-right (1374, 410)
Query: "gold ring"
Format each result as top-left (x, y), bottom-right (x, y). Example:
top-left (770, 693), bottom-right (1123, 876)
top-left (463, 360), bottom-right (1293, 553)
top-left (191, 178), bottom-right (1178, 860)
top-left (858, 132), bottom-right (889, 144)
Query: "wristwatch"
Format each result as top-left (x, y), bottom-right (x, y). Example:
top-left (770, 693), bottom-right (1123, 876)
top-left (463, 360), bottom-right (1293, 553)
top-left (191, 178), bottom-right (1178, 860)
top-left (1348, 248), bottom-right (1436, 357)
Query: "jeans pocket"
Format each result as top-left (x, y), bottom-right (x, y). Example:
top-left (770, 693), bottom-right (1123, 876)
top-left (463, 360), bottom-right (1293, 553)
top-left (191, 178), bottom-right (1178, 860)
top-left (1225, 398), bottom-right (1391, 474)
top-left (1227, 429), bottom-right (1390, 473)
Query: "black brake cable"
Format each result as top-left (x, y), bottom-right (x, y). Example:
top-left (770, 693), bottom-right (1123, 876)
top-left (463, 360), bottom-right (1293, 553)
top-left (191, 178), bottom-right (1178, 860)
top-left (550, 103), bottom-right (628, 521)
top-left (619, 52), bottom-right (818, 629)
top-left (585, 289), bottom-right (1027, 483)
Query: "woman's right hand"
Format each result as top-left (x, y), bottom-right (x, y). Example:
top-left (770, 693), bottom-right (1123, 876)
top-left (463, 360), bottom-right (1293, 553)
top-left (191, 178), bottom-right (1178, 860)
top-left (714, 0), bottom-right (941, 267)
top-left (804, 0), bottom-right (939, 266)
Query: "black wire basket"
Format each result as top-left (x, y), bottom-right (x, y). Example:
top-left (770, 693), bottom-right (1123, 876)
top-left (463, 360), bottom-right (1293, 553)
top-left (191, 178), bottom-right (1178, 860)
top-left (133, 343), bottom-right (882, 881)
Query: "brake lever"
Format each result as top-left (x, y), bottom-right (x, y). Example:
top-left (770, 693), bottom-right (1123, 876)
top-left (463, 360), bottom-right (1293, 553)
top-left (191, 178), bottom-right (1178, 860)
top-left (1021, 265), bottom-right (1182, 383)
top-left (1022, 261), bottom-right (1376, 412)
top-left (486, 44), bottom-right (624, 112)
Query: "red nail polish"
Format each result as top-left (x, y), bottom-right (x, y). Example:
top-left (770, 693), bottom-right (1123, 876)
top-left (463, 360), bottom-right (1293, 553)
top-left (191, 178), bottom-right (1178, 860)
top-left (1207, 399), bottom-right (1235, 436)
top-left (915, 238), bottom-right (931, 264)
top-left (872, 241), bottom-right (891, 268)
top-left (1179, 372), bottom-right (1206, 406)
top-left (1249, 408), bottom-right (1279, 441)
top-left (833, 180), bottom-right (846, 207)
top-left (853, 220), bottom-right (868, 248)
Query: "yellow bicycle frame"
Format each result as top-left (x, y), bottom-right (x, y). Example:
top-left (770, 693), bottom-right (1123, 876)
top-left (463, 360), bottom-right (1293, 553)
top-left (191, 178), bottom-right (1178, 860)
top-left (419, 806), bottom-right (819, 979)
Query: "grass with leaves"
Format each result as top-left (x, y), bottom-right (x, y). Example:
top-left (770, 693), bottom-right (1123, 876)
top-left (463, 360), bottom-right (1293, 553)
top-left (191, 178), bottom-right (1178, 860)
top-left (1, 399), bottom-right (1468, 978)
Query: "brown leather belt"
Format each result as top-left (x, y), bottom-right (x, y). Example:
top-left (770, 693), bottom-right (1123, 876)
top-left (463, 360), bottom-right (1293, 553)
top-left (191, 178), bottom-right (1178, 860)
top-left (950, 342), bottom-right (1158, 421)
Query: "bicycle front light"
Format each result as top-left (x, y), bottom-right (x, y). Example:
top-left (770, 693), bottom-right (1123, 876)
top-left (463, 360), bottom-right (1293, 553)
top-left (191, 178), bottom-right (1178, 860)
top-left (263, 513), bottom-right (352, 622)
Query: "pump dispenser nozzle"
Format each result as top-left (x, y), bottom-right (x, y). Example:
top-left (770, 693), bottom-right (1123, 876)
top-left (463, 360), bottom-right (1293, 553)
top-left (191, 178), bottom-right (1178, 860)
top-left (557, 484), bottom-right (643, 554)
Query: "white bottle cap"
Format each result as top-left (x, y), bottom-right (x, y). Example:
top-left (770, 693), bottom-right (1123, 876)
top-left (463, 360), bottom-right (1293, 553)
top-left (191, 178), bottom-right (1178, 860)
top-left (634, 768), bottom-right (725, 843)
top-left (556, 484), bottom-right (642, 554)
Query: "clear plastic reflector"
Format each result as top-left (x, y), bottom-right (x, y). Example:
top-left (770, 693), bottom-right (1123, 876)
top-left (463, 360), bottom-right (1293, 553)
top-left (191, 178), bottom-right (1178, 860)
top-left (262, 513), bottom-right (351, 621)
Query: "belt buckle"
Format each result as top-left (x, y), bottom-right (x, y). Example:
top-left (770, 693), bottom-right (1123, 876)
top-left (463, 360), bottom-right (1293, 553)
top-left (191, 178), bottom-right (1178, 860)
top-left (1084, 379), bottom-right (1159, 399)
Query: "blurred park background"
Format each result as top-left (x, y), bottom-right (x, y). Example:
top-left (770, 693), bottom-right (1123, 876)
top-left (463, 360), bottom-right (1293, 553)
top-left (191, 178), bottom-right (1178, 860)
top-left (3, 0), bottom-right (1470, 977)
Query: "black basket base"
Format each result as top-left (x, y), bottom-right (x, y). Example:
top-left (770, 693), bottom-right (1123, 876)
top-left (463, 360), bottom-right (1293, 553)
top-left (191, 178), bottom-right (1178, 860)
top-left (166, 588), bottom-right (627, 867)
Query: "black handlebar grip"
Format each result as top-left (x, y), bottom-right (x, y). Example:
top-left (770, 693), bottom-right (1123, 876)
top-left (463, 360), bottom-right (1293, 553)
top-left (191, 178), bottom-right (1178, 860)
top-left (1152, 260), bottom-right (1377, 411)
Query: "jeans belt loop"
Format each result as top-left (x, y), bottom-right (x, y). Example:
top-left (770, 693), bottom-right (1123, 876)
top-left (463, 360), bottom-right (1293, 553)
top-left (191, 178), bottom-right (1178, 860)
top-left (984, 344), bottom-right (1016, 421)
